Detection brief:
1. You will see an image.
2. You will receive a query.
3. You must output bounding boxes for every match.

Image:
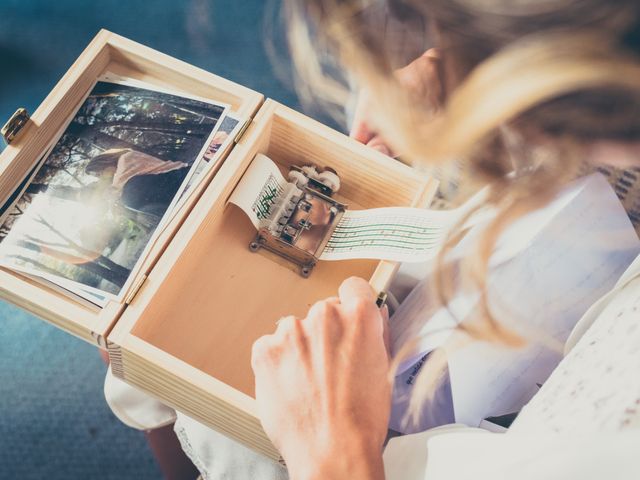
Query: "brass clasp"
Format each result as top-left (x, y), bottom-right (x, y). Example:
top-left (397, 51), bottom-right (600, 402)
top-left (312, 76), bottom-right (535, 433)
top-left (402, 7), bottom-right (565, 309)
top-left (1, 108), bottom-right (30, 144)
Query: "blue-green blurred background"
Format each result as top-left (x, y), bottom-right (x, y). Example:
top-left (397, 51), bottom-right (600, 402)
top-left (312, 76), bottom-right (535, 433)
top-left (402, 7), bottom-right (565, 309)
top-left (0, 1), bottom-right (303, 478)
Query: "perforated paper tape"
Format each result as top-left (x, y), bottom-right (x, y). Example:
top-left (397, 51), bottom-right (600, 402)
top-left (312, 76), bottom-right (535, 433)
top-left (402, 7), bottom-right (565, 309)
top-left (228, 154), bottom-right (453, 263)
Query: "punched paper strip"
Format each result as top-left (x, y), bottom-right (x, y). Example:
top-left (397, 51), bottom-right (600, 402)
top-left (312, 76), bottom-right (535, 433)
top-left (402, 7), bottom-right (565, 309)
top-left (228, 154), bottom-right (454, 263)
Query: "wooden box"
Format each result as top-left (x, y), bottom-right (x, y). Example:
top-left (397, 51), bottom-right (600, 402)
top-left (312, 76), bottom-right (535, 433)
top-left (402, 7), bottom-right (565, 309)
top-left (0, 30), bottom-right (436, 460)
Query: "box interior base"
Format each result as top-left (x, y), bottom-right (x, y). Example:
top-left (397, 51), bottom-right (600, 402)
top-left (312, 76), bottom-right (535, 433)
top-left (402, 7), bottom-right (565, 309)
top-left (131, 168), bottom-right (378, 397)
top-left (126, 97), bottom-right (427, 398)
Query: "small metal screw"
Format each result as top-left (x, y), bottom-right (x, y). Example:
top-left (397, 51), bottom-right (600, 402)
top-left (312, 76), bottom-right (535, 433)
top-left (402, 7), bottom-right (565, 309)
top-left (249, 242), bottom-right (260, 252)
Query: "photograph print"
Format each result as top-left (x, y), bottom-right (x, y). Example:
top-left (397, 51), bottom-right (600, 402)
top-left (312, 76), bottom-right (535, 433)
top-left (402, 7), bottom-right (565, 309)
top-left (0, 80), bottom-right (227, 301)
top-left (178, 114), bottom-right (241, 205)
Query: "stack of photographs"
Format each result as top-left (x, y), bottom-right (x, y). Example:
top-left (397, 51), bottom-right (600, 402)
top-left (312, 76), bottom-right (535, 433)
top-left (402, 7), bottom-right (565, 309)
top-left (0, 76), bottom-right (243, 308)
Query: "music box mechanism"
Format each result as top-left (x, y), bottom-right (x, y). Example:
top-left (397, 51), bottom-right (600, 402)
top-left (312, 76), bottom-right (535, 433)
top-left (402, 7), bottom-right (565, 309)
top-left (249, 164), bottom-right (347, 278)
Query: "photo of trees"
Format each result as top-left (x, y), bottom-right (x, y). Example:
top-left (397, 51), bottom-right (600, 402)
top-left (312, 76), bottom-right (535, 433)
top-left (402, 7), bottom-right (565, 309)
top-left (0, 81), bottom-right (226, 302)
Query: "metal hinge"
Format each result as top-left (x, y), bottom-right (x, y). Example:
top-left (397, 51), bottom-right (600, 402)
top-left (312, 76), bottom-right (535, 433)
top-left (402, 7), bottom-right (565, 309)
top-left (125, 273), bottom-right (148, 305)
top-left (1, 108), bottom-right (30, 144)
top-left (233, 118), bottom-right (252, 144)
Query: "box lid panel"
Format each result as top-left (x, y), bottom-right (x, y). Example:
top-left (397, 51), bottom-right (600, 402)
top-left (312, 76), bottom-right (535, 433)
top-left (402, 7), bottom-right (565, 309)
top-left (0, 30), bottom-right (264, 346)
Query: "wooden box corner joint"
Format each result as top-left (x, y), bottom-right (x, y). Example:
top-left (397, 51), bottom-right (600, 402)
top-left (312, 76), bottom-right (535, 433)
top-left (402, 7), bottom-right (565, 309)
top-left (107, 342), bottom-right (124, 378)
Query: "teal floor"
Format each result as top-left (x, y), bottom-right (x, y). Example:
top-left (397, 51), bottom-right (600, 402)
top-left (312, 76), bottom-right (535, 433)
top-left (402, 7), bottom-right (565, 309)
top-left (0, 1), bottom-right (302, 478)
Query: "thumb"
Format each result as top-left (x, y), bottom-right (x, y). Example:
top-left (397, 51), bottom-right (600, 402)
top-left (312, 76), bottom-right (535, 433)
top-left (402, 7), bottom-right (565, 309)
top-left (338, 277), bottom-right (377, 311)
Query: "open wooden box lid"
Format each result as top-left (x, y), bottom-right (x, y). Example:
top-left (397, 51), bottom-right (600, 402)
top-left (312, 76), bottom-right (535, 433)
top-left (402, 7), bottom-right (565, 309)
top-left (0, 30), bottom-right (264, 346)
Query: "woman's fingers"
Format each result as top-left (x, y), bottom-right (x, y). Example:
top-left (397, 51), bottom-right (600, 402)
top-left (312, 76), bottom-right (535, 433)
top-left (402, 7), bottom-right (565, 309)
top-left (252, 315), bottom-right (309, 373)
top-left (350, 117), bottom-right (376, 145)
top-left (275, 314), bottom-right (296, 327)
top-left (366, 136), bottom-right (394, 157)
top-left (351, 48), bottom-right (445, 160)
top-left (338, 277), bottom-right (381, 327)
top-left (251, 334), bottom-right (277, 371)
top-left (338, 277), bottom-right (377, 308)
top-left (253, 281), bottom-right (392, 474)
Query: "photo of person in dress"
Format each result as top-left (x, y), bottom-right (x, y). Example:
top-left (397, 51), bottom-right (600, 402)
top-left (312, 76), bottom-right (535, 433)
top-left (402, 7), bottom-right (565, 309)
top-left (178, 115), bottom-right (240, 204)
top-left (84, 148), bottom-right (191, 218)
top-left (0, 80), bottom-right (227, 301)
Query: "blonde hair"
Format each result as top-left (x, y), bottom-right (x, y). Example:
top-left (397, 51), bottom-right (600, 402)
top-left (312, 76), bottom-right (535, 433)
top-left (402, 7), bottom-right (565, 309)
top-left (282, 0), bottom-right (640, 423)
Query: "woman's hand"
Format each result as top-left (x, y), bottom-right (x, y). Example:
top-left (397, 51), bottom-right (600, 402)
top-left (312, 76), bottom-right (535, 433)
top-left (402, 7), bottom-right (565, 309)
top-left (252, 277), bottom-right (391, 480)
top-left (350, 48), bottom-right (444, 156)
